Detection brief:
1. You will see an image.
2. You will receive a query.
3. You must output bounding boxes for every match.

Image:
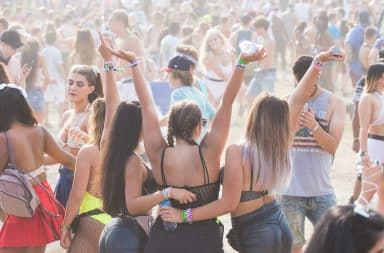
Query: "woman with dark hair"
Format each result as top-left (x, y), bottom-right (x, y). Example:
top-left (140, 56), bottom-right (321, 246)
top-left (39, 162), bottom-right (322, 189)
top-left (60, 98), bottom-right (111, 253)
top-left (20, 38), bottom-right (50, 122)
top-left (68, 29), bottom-right (102, 67)
top-left (0, 85), bottom-right (75, 253)
top-left (304, 205), bottom-right (384, 253)
top-left (52, 64), bottom-right (104, 207)
top-left (110, 38), bottom-right (266, 252)
top-left (96, 34), bottom-right (195, 253)
top-left (160, 48), bottom-right (344, 252)
top-left (358, 64), bottom-right (384, 213)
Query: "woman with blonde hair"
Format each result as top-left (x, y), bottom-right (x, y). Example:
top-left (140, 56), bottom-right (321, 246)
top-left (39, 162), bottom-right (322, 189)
top-left (68, 29), bottom-right (102, 67)
top-left (357, 64), bottom-right (384, 214)
top-left (161, 48), bottom-right (344, 252)
top-left (200, 29), bottom-right (234, 106)
top-left (60, 98), bottom-right (111, 253)
top-left (48, 65), bottom-right (104, 207)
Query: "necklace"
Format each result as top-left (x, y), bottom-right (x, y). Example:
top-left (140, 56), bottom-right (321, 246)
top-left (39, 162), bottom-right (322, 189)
top-left (309, 85), bottom-right (319, 98)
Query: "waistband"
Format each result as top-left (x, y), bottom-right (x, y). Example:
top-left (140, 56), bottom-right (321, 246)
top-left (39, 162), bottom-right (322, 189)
top-left (255, 68), bottom-right (276, 74)
top-left (368, 134), bottom-right (384, 141)
top-left (205, 76), bottom-right (225, 82)
top-left (59, 167), bottom-right (74, 179)
top-left (231, 200), bottom-right (280, 225)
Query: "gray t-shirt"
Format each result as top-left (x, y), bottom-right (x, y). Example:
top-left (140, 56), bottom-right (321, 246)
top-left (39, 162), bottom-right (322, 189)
top-left (284, 90), bottom-right (335, 197)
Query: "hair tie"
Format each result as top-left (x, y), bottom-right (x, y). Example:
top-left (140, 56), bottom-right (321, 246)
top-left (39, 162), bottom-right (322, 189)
top-left (91, 65), bottom-right (100, 76)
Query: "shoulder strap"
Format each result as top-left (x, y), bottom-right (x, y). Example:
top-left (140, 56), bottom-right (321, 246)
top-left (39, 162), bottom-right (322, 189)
top-left (4, 132), bottom-right (16, 167)
top-left (198, 145), bottom-right (209, 184)
top-left (250, 163), bottom-right (254, 191)
top-left (160, 147), bottom-right (168, 186)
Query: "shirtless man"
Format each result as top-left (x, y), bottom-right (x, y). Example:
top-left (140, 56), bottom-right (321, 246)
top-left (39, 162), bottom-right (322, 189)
top-left (246, 16), bottom-right (276, 105)
top-left (359, 26), bottom-right (377, 75)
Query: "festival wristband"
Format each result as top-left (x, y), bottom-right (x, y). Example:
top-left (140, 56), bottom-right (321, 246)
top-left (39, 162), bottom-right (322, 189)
top-left (60, 223), bottom-right (70, 232)
top-left (186, 208), bottom-right (193, 224)
top-left (236, 57), bottom-right (248, 70)
top-left (104, 61), bottom-right (123, 72)
top-left (128, 57), bottom-right (142, 68)
top-left (162, 187), bottom-right (170, 199)
top-left (181, 210), bottom-right (187, 223)
top-left (312, 57), bottom-right (323, 71)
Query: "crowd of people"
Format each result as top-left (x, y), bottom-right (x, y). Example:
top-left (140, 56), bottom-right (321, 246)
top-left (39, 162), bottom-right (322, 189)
top-left (1, 0), bottom-right (384, 253)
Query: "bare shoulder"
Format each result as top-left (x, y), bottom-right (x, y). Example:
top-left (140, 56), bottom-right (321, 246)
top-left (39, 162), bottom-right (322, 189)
top-left (126, 153), bottom-right (144, 171)
top-left (226, 144), bottom-right (243, 157)
top-left (78, 144), bottom-right (99, 157)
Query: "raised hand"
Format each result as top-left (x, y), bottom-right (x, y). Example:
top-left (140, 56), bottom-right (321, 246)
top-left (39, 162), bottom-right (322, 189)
top-left (98, 32), bottom-right (113, 61)
top-left (317, 46), bottom-right (345, 62)
top-left (240, 46), bottom-right (267, 63)
top-left (110, 49), bottom-right (137, 62)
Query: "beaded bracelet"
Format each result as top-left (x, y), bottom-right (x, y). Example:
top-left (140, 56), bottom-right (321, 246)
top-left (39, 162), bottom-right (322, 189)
top-left (162, 187), bottom-right (170, 199)
top-left (181, 210), bottom-right (187, 222)
top-left (186, 208), bottom-right (193, 224)
top-left (312, 57), bottom-right (323, 71)
top-left (104, 61), bottom-right (122, 72)
top-left (128, 57), bottom-right (142, 68)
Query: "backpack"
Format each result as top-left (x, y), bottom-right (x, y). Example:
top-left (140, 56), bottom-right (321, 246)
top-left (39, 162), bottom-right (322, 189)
top-left (0, 132), bottom-right (40, 217)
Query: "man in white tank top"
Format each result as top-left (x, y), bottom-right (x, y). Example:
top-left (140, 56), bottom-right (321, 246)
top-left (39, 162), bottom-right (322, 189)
top-left (279, 56), bottom-right (346, 253)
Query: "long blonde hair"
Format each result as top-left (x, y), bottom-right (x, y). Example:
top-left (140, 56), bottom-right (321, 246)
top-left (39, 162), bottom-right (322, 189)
top-left (199, 29), bottom-right (231, 71)
top-left (88, 98), bottom-right (106, 148)
top-left (243, 92), bottom-right (291, 192)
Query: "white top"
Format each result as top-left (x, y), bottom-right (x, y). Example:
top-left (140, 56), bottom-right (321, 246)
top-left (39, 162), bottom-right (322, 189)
top-left (41, 45), bottom-right (64, 85)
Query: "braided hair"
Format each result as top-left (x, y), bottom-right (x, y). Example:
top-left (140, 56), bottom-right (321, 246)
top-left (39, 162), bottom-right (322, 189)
top-left (167, 101), bottom-right (202, 147)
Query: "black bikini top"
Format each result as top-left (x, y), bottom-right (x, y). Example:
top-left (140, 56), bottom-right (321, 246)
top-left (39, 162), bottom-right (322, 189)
top-left (219, 164), bottom-right (268, 202)
top-left (142, 163), bottom-right (158, 196)
top-left (160, 145), bottom-right (220, 210)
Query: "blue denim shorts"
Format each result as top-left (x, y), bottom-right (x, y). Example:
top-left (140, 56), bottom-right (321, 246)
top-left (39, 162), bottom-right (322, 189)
top-left (279, 194), bottom-right (336, 247)
top-left (99, 217), bottom-right (147, 253)
top-left (246, 69), bottom-right (277, 97)
top-left (26, 87), bottom-right (44, 113)
top-left (231, 200), bottom-right (292, 253)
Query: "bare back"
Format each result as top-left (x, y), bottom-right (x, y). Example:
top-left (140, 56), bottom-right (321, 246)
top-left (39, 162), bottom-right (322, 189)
top-left (0, 126), bottom-right (44, 174)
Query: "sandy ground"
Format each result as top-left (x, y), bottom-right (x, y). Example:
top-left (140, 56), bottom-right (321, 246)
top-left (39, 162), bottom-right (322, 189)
top-left (36, 67), bottom-right (357, 252)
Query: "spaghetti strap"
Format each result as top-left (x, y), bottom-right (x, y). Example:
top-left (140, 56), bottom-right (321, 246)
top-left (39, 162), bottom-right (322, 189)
top-left (4, 132), bottom-right (16, 167)
top-left (198, 145), bottom-right (209, 184)
top-left (160, 147), bottom-right (168, 186)
top-left (250, 164), bottom-right (254, 191)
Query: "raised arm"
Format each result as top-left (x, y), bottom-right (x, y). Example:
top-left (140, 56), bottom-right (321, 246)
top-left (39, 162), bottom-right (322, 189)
top-left (202, 48), bottom-right (267, 155)
top-left (288, 48), bottom-right (344, 136)
top-left (98, 33), bottom-right (120, 150)
top-left (110, 49), bottom-right (166, 162)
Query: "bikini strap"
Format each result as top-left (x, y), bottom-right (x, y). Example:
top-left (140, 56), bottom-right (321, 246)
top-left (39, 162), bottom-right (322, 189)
top-left (4, 132), bottom-right (16, 167)
top-left (198, 145), bottom-right (209, 184)
top-left (250, 163), bottom-right (254, 191)
top-left (160, 147), bottom-right (168, 186)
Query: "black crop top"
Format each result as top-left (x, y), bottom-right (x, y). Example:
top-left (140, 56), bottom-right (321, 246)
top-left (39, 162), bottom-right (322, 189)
top-left (219, 163), bottom-right (268, 202)
top-left (160, 145), bottom-right (220, 210)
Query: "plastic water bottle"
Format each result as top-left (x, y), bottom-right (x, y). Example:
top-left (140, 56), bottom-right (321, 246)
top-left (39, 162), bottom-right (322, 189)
top-left (160, 200), bottom-right (177, 231)
top-left (239, 41), bottom-right (260, 56)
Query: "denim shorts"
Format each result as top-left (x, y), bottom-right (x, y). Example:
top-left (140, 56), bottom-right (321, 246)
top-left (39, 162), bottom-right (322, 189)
top-left (246, 69), bottom-right (277, 97)
top-left (54, 167), bottom-right (74, 207)
top-left (26, 87), bottom-right (44, 113)
top-left (99, 217), bottom-right (147, 253)
top-left (231, 200), bottom-right (292, 253)
top-left (279, 194), bottom-right (336, 247)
